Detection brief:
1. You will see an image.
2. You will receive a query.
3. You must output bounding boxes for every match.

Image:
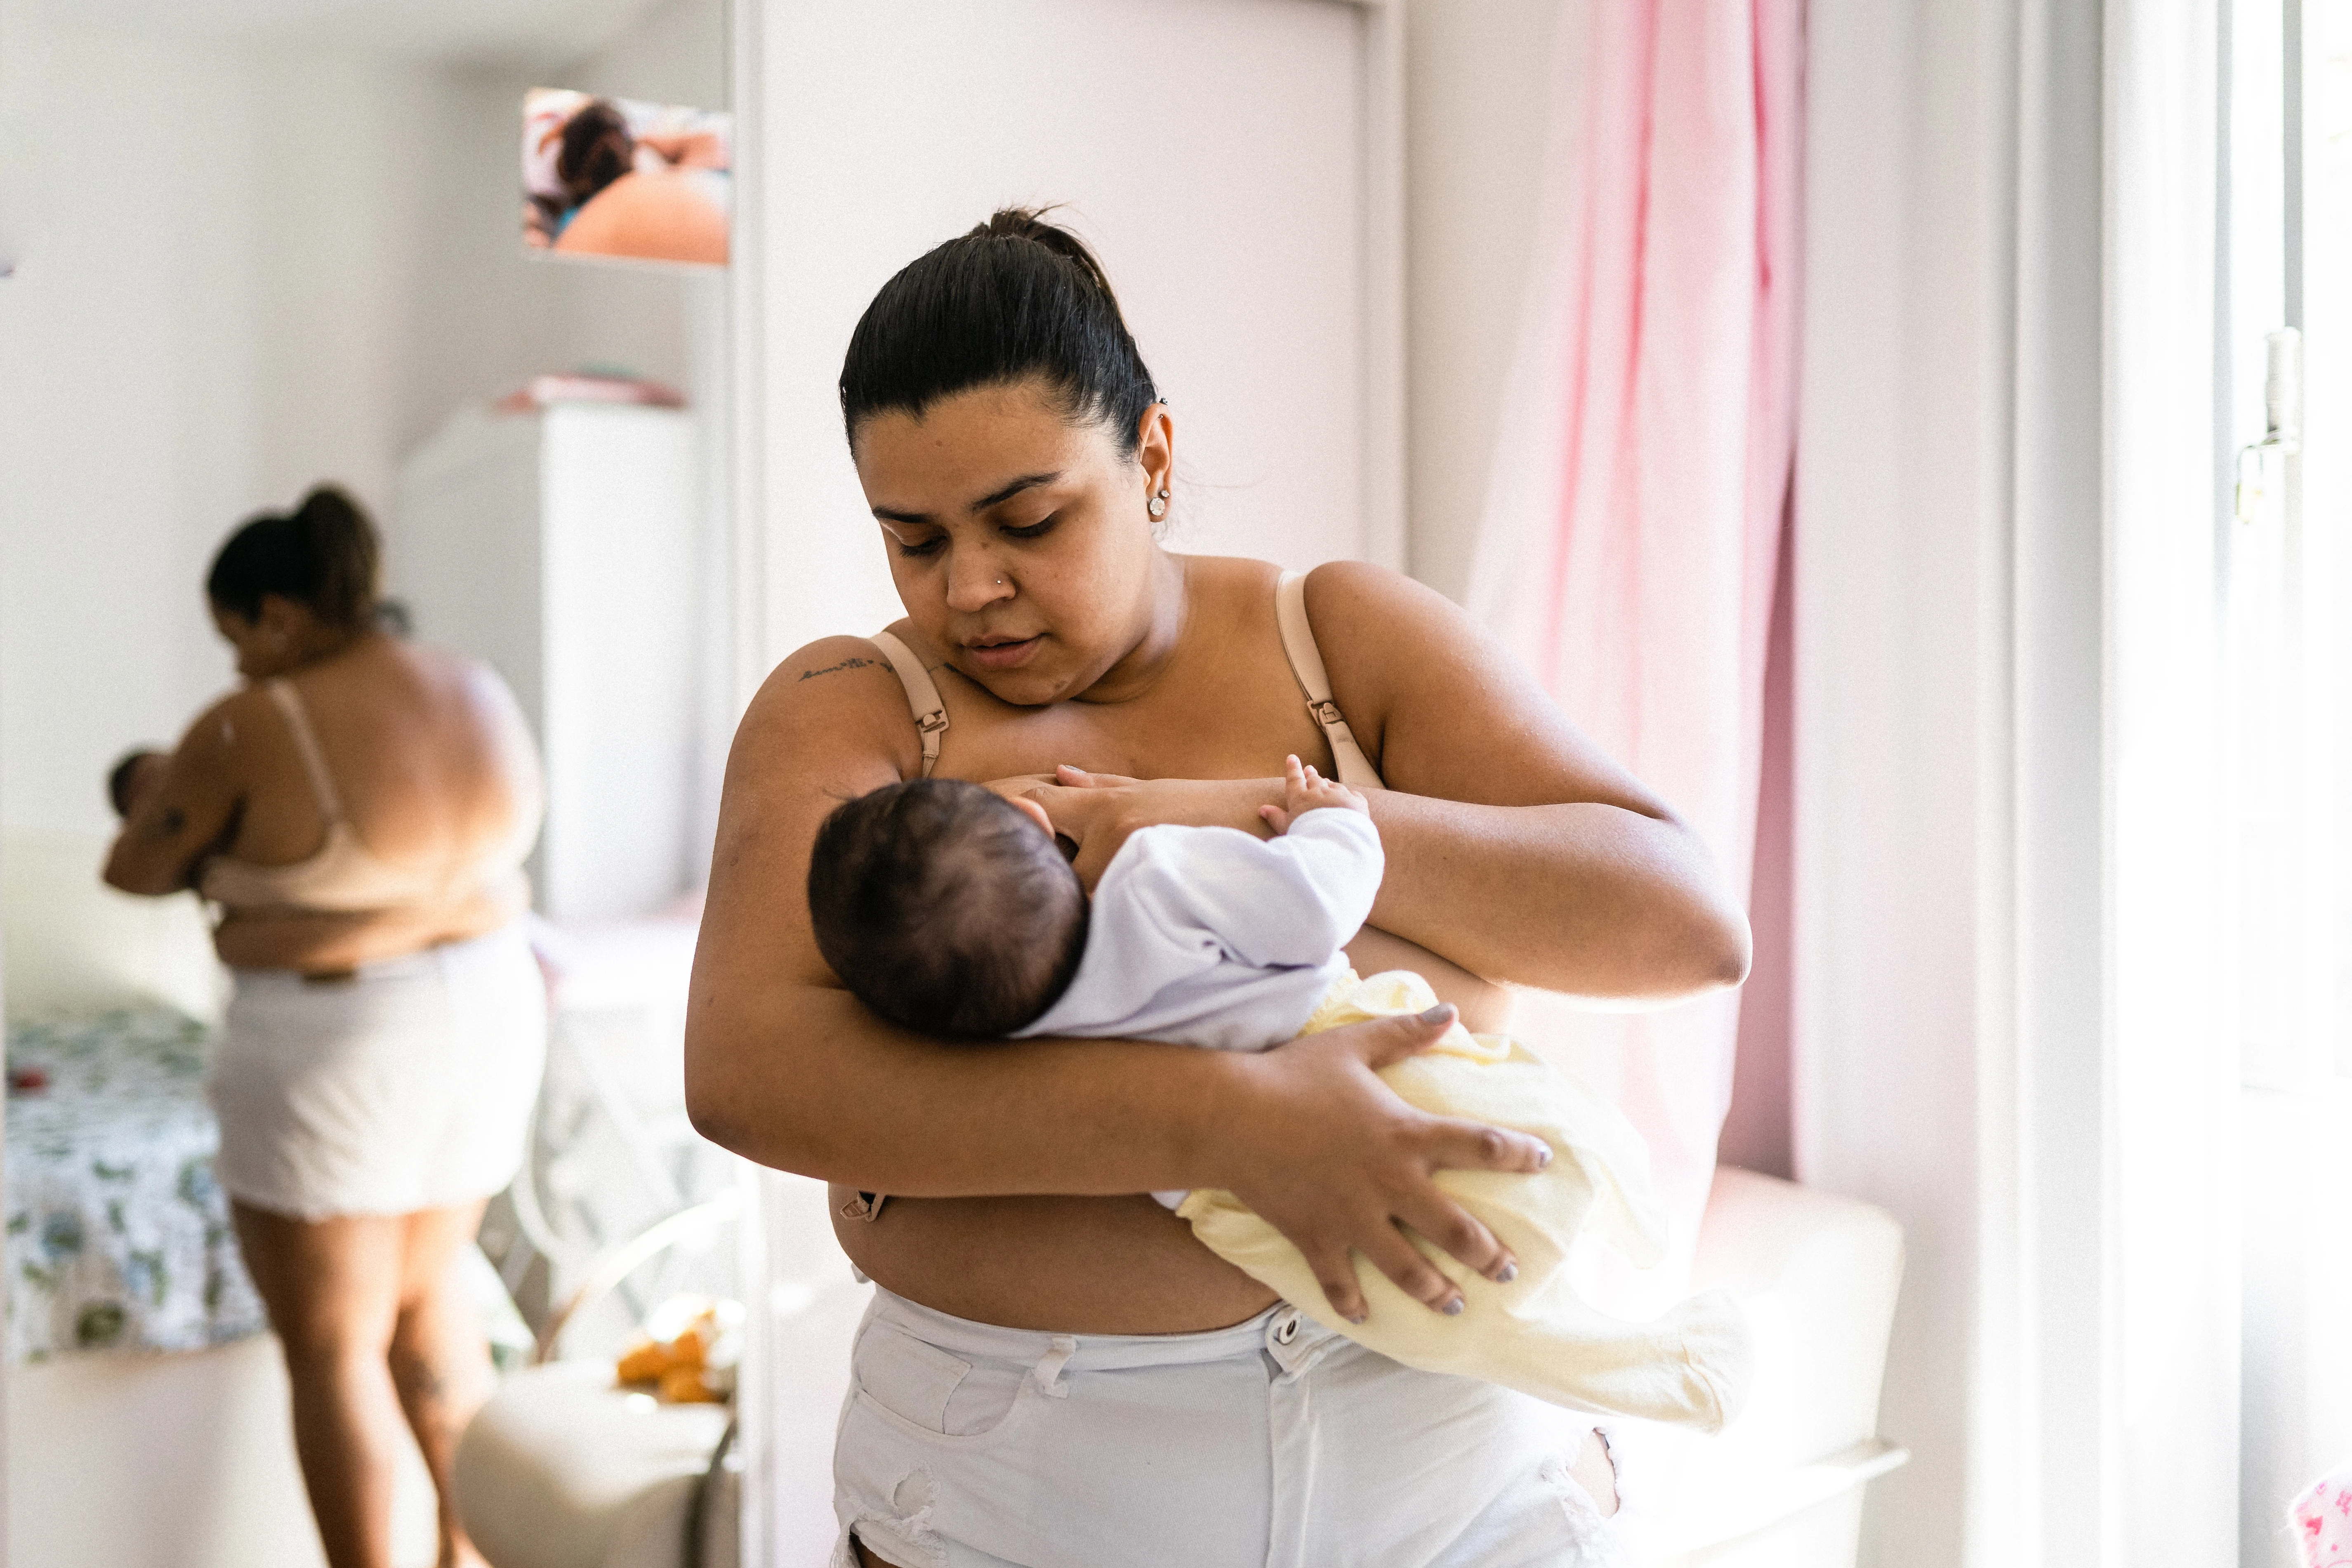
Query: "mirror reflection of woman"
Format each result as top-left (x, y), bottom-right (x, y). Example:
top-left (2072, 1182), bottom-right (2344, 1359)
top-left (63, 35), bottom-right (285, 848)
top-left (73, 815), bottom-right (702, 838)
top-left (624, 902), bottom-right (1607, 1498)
top-left (687, 212), bottom-right (1752, 1567)
top-left (524, 94), bottom-right (729, 265)
top-left (104, 487), bottom-right (545, 1568)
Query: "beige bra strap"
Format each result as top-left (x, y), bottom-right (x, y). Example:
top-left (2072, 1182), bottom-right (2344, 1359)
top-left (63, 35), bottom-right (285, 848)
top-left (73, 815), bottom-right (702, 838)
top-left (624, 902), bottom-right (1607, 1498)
top-left (266, 679), bottom-right (347, 823)
top-left (868, 630), bottom-right (947, 779)
top-left (841, 627), bottom-right (946, 1227)
top-left (1274, 572), bottom-right (1383, 790)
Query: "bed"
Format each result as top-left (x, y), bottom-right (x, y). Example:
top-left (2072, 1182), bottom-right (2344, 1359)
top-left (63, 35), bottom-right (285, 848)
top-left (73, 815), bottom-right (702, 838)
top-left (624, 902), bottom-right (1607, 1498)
top-left (5, 1006), bottom-right (265, 1363)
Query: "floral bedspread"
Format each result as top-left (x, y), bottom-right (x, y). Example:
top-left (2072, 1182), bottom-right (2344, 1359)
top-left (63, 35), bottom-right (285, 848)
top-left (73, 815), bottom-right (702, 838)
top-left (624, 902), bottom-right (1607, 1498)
top-left (5, 1009), bottom-right (266, 1361)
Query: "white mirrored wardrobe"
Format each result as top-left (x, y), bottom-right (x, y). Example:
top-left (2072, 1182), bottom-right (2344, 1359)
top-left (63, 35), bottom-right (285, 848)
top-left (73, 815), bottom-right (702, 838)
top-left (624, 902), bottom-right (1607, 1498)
top-left (2, 0), bottom-right (1403, 1559)
top-left (0, 0), bottom-right (745, 1562)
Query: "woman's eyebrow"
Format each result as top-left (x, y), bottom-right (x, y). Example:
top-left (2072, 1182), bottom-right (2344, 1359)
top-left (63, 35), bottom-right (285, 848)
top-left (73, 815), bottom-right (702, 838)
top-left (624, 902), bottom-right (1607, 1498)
top-left (871, 471), bottom-right (1063, 527)
top-left (971, 471), bottom-right (1062, 510)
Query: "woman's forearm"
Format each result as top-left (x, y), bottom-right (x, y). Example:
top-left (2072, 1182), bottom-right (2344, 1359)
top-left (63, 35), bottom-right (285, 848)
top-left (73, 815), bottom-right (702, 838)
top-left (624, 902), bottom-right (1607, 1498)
top-left (1025, 771), bottom-right (1747, 1000)
top-left (1363, 791), bottom-right (1749, 999)
top-left (683, 983), bottom-right (1250, 1194)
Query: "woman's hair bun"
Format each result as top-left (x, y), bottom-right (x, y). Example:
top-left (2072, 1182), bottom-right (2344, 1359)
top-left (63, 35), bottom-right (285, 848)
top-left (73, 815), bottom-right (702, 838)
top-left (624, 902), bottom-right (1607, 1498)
top-left (977, 207), bottom-right (1124, 309)
top-left (839, 205), bottom-right (1160, 457)
top-left (207, 484), bottom-right (383, 631)
top-left (292, 484), bottom-right (362, 543)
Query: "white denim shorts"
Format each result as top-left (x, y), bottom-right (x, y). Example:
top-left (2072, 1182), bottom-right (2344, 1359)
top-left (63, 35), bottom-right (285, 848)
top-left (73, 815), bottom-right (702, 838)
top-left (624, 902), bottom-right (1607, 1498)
top-left (833, 1287), bottom-right (1625, 1568)
top-left (210, 923), bottom-right (547, 1221)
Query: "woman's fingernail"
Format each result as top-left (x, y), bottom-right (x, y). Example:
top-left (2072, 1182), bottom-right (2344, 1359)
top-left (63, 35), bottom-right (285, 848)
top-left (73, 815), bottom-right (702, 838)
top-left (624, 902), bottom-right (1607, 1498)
top-left (1345, 1309), bottom-right (1367, 1325)
top-left (1533, 1145), bottom-right (1553, 1167)
top-left (1496, 1261), bottom-right (1518, 1284)
top-left (1418, 1003), bottom-right (1453, 1025)
top-left (1442, 1297), bottom-right (1465, 1316)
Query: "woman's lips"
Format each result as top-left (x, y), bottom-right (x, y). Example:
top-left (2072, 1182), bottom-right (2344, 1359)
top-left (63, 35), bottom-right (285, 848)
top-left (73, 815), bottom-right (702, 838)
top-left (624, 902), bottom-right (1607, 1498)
top-left (965, 634), bottom-right (1042, 670)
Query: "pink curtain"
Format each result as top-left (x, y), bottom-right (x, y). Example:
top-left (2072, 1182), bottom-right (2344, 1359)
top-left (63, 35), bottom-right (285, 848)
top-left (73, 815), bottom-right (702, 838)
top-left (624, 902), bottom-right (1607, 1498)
top-left (1471, 0), bottom-right (1804, 1304)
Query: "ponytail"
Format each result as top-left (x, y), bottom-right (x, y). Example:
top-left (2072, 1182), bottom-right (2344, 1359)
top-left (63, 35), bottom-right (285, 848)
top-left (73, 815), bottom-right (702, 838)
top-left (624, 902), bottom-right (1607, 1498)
top-left (839, 206), bottom-right (1161, 455)
top-left (207, 484), bottom-right (382, 630)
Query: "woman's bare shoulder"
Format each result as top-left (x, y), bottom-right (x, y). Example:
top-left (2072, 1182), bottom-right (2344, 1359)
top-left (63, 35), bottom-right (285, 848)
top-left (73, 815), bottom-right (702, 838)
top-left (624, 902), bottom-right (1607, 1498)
top-left (1289, 561), bottom-right (1646, 807)
top-left (731, 635), bottom-right (924, 786)
top-left (332, 639), bottom-right (508, 726)
top-left (1171, 552), bottom-right (1284, 593)
top-left (1297, 560), bottom-right (1494, 697)
top-left (174, 684), bottom-right (270, 768)
top-left (1297, 558), bottom-right (1462, 633)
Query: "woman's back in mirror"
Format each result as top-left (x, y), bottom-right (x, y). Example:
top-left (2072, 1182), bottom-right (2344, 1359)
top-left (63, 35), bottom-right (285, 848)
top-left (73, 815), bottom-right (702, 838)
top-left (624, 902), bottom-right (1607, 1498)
top-left (211, 630), bottom-right (537, 888)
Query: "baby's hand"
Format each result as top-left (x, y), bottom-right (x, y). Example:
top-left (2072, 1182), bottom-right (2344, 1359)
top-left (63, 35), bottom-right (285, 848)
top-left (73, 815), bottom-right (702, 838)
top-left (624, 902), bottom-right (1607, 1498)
top-left (1260, 754), bottom-right (1367, 835)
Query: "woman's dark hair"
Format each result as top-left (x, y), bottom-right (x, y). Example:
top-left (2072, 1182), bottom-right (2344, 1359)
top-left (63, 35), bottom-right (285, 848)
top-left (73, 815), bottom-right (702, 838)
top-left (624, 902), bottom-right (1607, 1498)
top-left (558, 99), bottom-right (634, 207)
top-left (839, 207), bottom-right (1160, 455)
top-left (206, 485), bottom-right (382, 630)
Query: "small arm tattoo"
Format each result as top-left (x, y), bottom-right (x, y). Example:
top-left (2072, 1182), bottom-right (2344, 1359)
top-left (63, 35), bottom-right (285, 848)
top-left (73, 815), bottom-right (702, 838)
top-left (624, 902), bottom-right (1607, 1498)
top-left (799, 656), bottom-right (879, 681)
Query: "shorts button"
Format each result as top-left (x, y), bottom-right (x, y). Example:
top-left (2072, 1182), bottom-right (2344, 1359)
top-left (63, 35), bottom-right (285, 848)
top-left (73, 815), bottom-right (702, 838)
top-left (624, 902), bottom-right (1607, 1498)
top-left (1274, 1314), bottom-right (1299, 1345)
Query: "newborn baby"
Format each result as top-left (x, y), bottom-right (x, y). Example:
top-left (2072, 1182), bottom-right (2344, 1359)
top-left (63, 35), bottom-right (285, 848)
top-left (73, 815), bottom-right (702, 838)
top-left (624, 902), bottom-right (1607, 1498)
top-left (806, 757), bottom-right (1751, 1430)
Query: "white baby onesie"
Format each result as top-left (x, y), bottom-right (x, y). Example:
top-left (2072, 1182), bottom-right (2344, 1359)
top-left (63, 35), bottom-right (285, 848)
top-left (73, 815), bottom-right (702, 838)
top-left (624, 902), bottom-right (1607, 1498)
top-left (1011, 808), bottom-right (1386, 1054)
top-left (1011, 808), bottom-right (1386, 1210)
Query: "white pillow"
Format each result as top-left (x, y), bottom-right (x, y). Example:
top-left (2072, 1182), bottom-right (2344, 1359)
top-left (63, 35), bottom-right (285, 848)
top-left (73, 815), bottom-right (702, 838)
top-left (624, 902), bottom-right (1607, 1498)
top-left (2, 833), bottom-right (226, 1024)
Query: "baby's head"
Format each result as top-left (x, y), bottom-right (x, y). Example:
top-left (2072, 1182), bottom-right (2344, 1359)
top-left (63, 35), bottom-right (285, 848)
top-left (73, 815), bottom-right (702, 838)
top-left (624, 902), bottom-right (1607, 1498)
top-left (806, 779), bottom-right (1086, 1038)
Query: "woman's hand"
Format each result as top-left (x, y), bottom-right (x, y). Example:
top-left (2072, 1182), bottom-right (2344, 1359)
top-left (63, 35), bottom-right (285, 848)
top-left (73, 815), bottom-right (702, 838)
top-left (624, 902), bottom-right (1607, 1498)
top-left (1009, 766), bottom-right (1283, 887)
top-left (1211, 1003), bottom-right (1551, 1322)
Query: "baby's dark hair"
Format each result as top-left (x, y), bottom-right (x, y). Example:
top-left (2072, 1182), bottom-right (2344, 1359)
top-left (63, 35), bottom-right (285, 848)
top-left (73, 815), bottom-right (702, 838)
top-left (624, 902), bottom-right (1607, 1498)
top-left (107, 749), bottom-right (160, 818)
top-left (807, 779), bottom-right (1087, 1038)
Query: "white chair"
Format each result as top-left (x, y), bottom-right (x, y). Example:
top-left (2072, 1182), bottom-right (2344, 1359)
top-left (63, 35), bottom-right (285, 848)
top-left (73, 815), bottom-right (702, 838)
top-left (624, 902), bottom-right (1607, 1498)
top-left (1626, 1166), bottom-right (1908, 1568)
top-left (454, 1198), bottom-right (742, 1568)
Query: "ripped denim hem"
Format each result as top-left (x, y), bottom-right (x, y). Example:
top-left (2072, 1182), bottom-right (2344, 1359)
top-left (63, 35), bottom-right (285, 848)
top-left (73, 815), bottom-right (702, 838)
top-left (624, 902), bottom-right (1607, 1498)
top-left (832, 1513), bottom-right (949, 1568)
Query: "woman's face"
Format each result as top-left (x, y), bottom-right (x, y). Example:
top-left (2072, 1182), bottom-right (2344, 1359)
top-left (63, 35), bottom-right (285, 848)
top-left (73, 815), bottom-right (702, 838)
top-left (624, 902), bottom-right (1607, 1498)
top-left (210, 594), bottom-right (326, 681)
top-left (851, 379), bottom-right (1175, 706)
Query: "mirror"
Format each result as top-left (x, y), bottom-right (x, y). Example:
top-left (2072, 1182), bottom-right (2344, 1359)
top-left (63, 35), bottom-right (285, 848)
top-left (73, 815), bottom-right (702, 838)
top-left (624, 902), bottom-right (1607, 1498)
top-left (0, 1), bottom-right (745, 1564)
top-left (523, 87), bottom-right (733, 265)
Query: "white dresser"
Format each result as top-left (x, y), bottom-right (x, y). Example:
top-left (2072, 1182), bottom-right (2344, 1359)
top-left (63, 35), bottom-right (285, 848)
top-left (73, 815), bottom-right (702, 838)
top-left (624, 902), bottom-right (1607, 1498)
top-left (390, 401), bottom-right (711, 924)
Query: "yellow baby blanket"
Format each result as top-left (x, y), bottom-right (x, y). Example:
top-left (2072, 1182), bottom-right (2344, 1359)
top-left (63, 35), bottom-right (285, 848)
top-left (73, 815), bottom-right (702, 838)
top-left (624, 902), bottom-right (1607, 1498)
top-left (1176, 969), bottom-right (1752, 1430)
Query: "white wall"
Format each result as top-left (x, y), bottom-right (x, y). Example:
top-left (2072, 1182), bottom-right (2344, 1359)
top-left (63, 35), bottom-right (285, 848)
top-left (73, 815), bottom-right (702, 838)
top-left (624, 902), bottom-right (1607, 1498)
top-left (1402, 0), bottom-right (1564, 603)
top-left (0, 25), bottom-right (447, 836)
top-left (750, 0), bottom-right (1372, 658)
top-left (1794, 2), bottom-right (2119, 1565)
top-left (1793, 0), bottom-right (2006, 1557)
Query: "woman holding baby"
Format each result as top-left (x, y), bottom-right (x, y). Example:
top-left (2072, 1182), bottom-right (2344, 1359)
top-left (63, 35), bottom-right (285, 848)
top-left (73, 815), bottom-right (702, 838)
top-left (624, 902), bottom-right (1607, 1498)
top-left (104, 488), bottom-right (544, 1568)
top-left (686, 210), bottom-right (1751, 1567)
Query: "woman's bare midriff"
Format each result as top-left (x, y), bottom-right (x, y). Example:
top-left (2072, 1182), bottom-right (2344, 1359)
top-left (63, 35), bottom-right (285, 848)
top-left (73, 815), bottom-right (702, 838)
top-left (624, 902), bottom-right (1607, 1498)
top-left (835, 926), bottom-right (1517, 1334)
top-left (207, 881), bottom-right (523, 974)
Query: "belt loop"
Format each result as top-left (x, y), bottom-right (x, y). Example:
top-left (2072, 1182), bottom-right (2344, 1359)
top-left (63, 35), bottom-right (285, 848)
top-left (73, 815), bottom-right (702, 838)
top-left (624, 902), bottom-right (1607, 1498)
top-left (1264, 1307), bottom-right (1341, 1384)
top-left (1032, 1335), bottom-right (1077, 1398)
